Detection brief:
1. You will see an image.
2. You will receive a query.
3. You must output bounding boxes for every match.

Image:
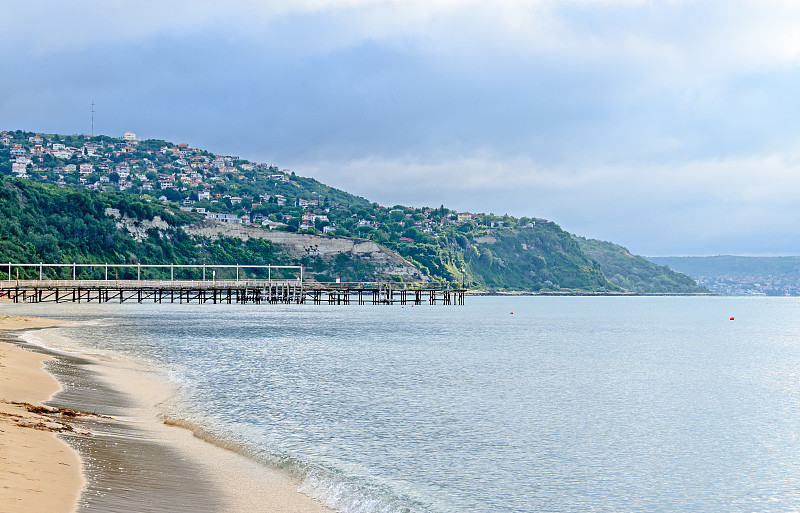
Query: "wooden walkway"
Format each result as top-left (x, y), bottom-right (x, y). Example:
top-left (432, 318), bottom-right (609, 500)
top-left (0, 280), bottom-right (465, 306)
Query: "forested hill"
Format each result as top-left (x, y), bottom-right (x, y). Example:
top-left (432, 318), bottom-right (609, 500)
top-left (0, 177), bottom-right (613, 290)
top-left (0, 129), bottom-right (709, 292)
top-left (575, 237), bottom-right (710, 294)
top-left (0, 177), bottom-right (284, 273)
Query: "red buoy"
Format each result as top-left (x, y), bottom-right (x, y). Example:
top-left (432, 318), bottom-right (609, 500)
top-left (730, 317), bottom-right (735, 321)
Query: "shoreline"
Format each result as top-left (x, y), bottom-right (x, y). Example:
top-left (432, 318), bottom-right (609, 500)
top-left (0, 315), bottom-right (82, 513)
top-left (466, 290), bottom-right (717, 296)
top-left (2, 313), bottom-right (334, 513)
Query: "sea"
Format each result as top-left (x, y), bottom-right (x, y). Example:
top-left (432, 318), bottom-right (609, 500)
top-left (7, 296), bottom-right (800, 513)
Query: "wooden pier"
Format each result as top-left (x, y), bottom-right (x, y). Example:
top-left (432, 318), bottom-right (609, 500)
top-left (0, 262), bottom-right (465, 306)
top-left (0, 280), bottom-right (465, 306)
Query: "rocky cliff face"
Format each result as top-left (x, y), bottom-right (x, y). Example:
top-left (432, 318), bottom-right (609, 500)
top-left (184, 220), bottom-right (428, 282)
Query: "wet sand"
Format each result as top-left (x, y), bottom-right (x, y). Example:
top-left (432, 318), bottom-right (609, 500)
top-left (2, 314), bottom-right (334, 513)
top-left (0, 315), bottom-right (81, 513)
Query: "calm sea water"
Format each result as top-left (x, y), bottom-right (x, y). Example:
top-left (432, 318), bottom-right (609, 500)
top-left (8, 296), bottom-right (800, 512)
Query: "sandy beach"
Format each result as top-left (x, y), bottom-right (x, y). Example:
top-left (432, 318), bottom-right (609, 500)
top-left (1, 313), bottom-right (333, 513)
top-left (0, 315), bottom-right (81, 513)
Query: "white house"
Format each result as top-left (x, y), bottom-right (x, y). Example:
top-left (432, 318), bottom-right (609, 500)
top-left (11, 162), bottom-right (28, 177)
top-left (206, 212), bottom-right (241, 224)
top-left (298, 198), bottom-right (319, 208)
top-left (261, 220), bottom-right (287, 230)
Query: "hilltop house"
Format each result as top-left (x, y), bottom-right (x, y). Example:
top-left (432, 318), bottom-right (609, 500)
top-left (12, 162), bottom-right (28, 177)
top-left (206, 212), bottom-right (241, 224)
top-left (298, 198), bottom-right (319, 208)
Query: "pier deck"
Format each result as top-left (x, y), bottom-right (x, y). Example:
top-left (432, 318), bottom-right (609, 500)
top-left (0, 280), bottom-right (465, 306)
top-left (0, 263), bottom-right (465, 306)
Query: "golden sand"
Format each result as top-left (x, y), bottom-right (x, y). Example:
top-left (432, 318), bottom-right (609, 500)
top-left (0, 314), bottom-right (83, 513)
top-left (0, 312), bottom-right (333, 513)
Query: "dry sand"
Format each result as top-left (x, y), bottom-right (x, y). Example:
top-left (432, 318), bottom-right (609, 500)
top-left (0, 314), bottom-right (82, 513)
top-left (1, 312), bottom-right (334, 513)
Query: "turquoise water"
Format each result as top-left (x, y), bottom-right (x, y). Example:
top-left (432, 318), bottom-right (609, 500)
top-left (8, 296), bottom-right (800, 512)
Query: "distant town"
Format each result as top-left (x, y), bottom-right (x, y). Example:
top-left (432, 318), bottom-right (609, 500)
top-left (647, 256), bottom-right (800, 296)
top-left (0, 130), bottom-right (545, 240)
top-left (693, 274), bottom-right (800, 296)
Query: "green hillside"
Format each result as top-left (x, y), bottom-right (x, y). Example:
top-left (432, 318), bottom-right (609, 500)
top-left (0, 129), bottom-right (711, 293)
top-left (455, 225), bottom-right (619, 292)
top-left (0, 176), bottom-right (616, 291)
top-left (0, 177), bottom-right (293, 280)
top-left (576, 237), bottom-right (710, 294)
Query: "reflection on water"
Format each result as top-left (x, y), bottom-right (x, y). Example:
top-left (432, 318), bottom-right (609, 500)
top-left (7, 296), bottom-right (800, 513)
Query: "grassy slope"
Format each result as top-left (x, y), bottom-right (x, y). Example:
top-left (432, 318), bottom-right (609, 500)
top-left (576, 237), bottom-right (710, 294)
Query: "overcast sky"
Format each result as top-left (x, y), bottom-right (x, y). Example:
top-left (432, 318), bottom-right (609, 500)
top-left (3, 0), bottom-right (800, 255)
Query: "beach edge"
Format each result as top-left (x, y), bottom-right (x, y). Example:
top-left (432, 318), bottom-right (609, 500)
top-left (0, 315), bottom-right (83, 513)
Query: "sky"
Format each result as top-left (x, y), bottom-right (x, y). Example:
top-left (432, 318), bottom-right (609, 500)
top-left (3, 0), bottom-right (800, 256)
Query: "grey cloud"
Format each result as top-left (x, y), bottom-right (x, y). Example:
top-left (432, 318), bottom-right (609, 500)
top-left (4, 2), bottom-right (800, 255)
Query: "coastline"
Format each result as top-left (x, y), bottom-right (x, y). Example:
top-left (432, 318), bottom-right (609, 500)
top-left (0, 315), bottom-right (82, 513)
top-left (1, 313), bottom-right (334, 513)
top-left (467, 290), bottom-right (717, 296)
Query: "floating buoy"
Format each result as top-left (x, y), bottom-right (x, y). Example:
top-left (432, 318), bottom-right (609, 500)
top-left (510, 312), bottom-right (514, 315)
top-left (730, 317), bottom-right (734, 321)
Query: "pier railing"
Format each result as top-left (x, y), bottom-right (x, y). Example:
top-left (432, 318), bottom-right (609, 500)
top-left (0, 279), bottom-right (301, 289)
top-left (0, 263), bottom-right (465, 305)
top-left (1, 262), bottom-right (303, 283)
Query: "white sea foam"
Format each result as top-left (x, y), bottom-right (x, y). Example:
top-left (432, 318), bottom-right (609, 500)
top-left (299, 465), bottom-right (434, 513)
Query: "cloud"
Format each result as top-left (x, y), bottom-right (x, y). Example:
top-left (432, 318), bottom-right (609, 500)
top-left (9, 0), bottom-right (800, 71)
top-left (293, 148), bottom-right (800, 255)
top-left (5, 0), bottom-right (800, 255)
